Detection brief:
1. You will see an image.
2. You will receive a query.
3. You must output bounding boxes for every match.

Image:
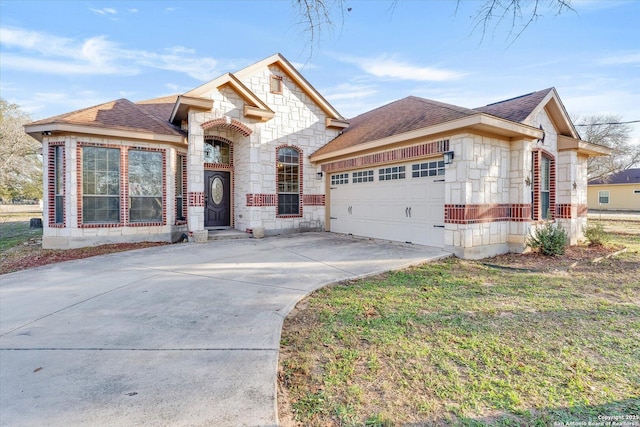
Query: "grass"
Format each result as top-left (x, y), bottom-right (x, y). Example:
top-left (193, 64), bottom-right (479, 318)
top-left (279, 227), bottom-right (640, 426)
top-left (0, 214), bottom-right (42, 252)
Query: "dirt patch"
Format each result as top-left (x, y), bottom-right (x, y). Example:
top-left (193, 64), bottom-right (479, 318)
top-left (0, 239), bottom-right (168, 275)
top-left (482, 243), bottom-right (626, 272)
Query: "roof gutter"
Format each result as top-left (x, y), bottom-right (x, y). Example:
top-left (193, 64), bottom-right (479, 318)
top-left (311, 113), bottom-right (542, 162)
top-left (24, 123), bottom-right (186, 145)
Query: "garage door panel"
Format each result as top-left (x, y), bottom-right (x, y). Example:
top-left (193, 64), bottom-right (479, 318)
top-left (329, 162), bottom-right (445, 248)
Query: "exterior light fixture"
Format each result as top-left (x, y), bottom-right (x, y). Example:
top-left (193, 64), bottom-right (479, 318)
top-left (443, 151), bottom-right (454, 165)
top-left (316, 171), bottom-right (323, 180)
top-left (41, 131), bottom-right (52, 136)
top-left (525, 176), bottom-right (531, 187)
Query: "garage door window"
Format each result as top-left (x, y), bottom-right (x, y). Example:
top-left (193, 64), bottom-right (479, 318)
top-left (331, 173), bottom-right (349, 185)
top-left (412, 160), bottom-right (444, 178)
top-left (379, 166), bottom-right (405, 181)
top-left (352, 170), bottom-right (374, 183)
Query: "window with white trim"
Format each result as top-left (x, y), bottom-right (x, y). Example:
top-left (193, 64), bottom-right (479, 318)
top-left (82, 146), bottom-right (120, 223)
top-left (598, 190), bottom-right (610, 204)
top-left (129, 150), bottom-right (163, 223)
top-left (277, 147), bottom-right (300, 215)
top-left (412, 160), bottom-right (445, 178)
top-left (331, 173), bottom-right (349, 185)
top-left (352, 170), bottom-right (374, 183)
top-left (379, 166), bottom-right (405, 181)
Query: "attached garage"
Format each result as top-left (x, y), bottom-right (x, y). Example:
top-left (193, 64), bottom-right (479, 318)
top-left (328, 159), bottom-right (446, 248)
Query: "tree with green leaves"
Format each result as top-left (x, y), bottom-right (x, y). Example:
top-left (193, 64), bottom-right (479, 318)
top-left (0, 99), bottom-right (42, 202)
top-left (574, 114), bottom-right (640, 181)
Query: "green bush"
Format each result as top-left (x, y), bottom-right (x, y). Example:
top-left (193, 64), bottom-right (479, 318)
top-left (527, 221), bottom-right (568, 256)
top-left (583, 222), bottom-right (609, 246)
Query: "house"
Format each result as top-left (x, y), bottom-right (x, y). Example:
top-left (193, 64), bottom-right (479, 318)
top-left (25, 53), bottom-right (610, 258)
top-left (587, 168), bottom-right (640, 211)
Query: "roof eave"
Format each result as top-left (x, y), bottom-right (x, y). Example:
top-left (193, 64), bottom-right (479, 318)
top-left (170, 95), bottom-right (214, 125)
top-left (311, 114), bottom-right (542, 162)
top-left (24, 123), bottom-right (186, 144)
top-left (558, 135), bottom-right (611, 157)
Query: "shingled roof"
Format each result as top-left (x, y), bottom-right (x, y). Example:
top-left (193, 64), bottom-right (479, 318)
top-left (28, 98), bottom-right (184, 136)
top-left (474, 88), bottom-right (553, 122)
top-left (136, 95), bottom-right (179, 123)
top-left (312, 96), bottom-right (478, 157)
top-left (589, 168), bottom-right (640, 185)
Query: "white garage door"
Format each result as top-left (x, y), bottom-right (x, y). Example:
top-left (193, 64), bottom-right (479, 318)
top-left (329, 159), bottom-right (445, 247)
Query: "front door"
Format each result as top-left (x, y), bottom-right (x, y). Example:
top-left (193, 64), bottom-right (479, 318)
top-left (204, 171), bottom-right (230, 227)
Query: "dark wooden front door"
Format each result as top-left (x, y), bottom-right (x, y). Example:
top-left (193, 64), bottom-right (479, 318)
top-left (204, 171), bottom-right (230, 227)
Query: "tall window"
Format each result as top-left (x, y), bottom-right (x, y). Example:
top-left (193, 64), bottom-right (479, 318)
top-left (540, 156), bottom-right (551, 219)
top-left (82, 146), bottom-right (120, 223)
top-left (277, 147), bottom-right (300, 215)
top-left (129, 150), bottom-right (163, 223)
top-left (53, 146), bottom-right (64, 224)
top-left (176, 154), bottom-right (186, 221)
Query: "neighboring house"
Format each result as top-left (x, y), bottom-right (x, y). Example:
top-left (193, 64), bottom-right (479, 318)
top-left (587, 168), bottom-right (640, 211)
top-left (25, 53), bottom-right (610, 258)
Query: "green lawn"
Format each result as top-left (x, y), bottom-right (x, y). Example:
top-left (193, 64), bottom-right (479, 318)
top-left (279, 231), bottom-right (640, 426)
top-left (0, 215), bottom-right (42, 252)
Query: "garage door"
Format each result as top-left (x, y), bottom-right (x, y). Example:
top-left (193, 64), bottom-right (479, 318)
top-left (329, 159), bottom-right (445, 247)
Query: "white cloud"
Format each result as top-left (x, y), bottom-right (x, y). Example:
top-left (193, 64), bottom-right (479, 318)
top-left (338, 54), bottom-right (466, 82)
top-left (90, 7), bottom-right (117, 16)
top-left (599, 52), bottom-right (640, 66)
top-left (0, 27), bottom-right (223, 81)
top-left (323, 83), bottom-right (378, 102)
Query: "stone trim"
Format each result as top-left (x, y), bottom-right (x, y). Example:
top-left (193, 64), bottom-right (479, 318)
top-left (321, 139), bottom-right (449, 173)
top-left (444, 203), bottom-right (532, 224)
top-left (201, 118), bottom-right (252, 137)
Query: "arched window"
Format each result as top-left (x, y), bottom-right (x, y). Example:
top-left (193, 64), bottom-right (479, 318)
top-left (277, 146), bottom-right (300, 215)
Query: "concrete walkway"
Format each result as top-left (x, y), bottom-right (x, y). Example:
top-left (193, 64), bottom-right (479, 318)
top-left (0, 233), bottom-right (448, 426)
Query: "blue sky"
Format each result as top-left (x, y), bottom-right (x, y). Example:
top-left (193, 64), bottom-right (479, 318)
top-left (1, 0), bottom-right (639, 143)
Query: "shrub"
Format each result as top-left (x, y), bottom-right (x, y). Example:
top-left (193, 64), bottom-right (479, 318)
top-left (527, 221), bottom-right (568, 256)
top-left (583, 222), bottom-right (609, 246)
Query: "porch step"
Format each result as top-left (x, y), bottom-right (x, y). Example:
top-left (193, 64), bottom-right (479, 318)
top-left (207, 228), bottom-right (251, 241)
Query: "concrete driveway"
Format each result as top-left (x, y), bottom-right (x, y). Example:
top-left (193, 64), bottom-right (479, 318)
top-left (0, 233), bottom-right (448, 426)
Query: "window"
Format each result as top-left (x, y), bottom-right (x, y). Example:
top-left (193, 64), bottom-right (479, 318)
top-left (531, 151), bottom-right (555, 221)
top-left (270, 75), bottom-right (283, 94)
top-left (379, 166), bottom-right (406, 181)
top-left (82, 146), bottom-right (120, 223)
top-left (352, 170), bottom-right (374, 183)
top-left (331, 173), bottom-right (349, 185)
top-left (412, 160), bottom-right (445, 178)
top-left (129, 150), bottom-right (163, 223)
top-left (203, 139), bottom-right (230, 164)
top-left (277, 147), bottom-right (300, 215)
top-left (53, 146), bottom-right (64, 224)
top-left (176, 154), bottom-right (186, 221)
top-left (598, 190), bottom-right (610, 204)
top-left (540, 156), bottom-right (550, 219)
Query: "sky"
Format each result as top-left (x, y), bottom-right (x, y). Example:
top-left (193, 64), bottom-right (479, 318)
top-left (1, 0), bottom-right (639, 144)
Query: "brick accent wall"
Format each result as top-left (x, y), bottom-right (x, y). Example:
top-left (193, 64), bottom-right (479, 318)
top-left (444, 203), bottom-right (532, 224)
top-left (246, 194), bottom-right (278, 206)
top-left (201, 118), bottom-right (252, 137)
top-left (188, 192), bottom-right (205, 207)
top-left (555, 203), bottom-right (589, 219)
top-left (322, 139), bottom-right (449, 173)
top-left (303, 194), bottom-right (326, 206)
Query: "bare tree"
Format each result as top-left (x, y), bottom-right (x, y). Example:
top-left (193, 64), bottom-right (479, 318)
top-left (0, 99), bottom-right (42, 201)
top-left (574, 114), bottom-right (640, 181)
top-left (293, 0), bottom-right (575, 48)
